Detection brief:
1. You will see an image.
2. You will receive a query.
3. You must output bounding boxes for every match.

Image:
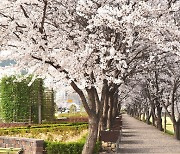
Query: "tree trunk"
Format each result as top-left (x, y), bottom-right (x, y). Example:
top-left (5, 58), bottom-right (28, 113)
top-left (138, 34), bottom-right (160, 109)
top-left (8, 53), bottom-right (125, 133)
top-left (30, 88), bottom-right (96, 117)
top-left (70, 80), bottom-right (103, 154)
top-left (112, 92), bottom-right (118, 120)
top-left (117, 102), bottom-right (121, 114)
top-left (156, 117), bottom-right (162, 131)
top-left (99, 91), bottom-right (109, 131)
top-left (174, 119), bottom-right (180, 140)
top-left (38, 79), bottom-right (43, 124)
top-left (107, 94), bottom-right (113, 130)
top-left (130, 108), bottom-right (134, 117)
top-left (151, 108), bottom-right (156, 126)
top-left (146, 110), bottom-right (151, 125)
top-left (164, 112), bottom-right (166, 133)
top-left (82, 117), bottom-right (99, 154)
top-left (142, 110), bottom-right (146, 122)
top-left (156, 106), bottom-right (163, 131)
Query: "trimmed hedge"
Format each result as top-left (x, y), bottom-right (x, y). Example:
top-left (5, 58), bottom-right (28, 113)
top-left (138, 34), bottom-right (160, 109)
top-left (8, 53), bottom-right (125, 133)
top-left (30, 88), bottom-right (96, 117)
top-left (45, 141), bottom-right (84, 154)
top-left (45, 140), bottom-right (100, 154)
top-left (0, 76), bottom-right (44, 123)
top-left (0, 123), bottom-right (88, 137)
top-left (0, 122), bottom-right (87, 131)
top-left (0, 76), bottom-right (55, 123)
top-left (0, 123), bottom-right (100, 153)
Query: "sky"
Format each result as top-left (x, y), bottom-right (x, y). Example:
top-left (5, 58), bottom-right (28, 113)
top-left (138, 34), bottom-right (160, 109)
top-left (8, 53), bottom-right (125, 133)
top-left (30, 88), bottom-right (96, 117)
top-left (0, 59), bottom-right (16, 68)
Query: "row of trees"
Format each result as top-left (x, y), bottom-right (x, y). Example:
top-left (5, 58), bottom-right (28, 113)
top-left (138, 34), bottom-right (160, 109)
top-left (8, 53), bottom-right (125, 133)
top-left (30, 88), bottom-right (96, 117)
top-left (126, 51), bottom-right (180, 140)
top-left (0, 0), bottom-right (179, 153)
top-left (0, 76), bottom-right (55, 123)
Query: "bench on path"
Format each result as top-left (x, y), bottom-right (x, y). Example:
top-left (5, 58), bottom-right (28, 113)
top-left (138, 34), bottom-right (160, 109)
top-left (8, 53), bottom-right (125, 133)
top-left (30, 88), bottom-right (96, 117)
top-left (100, 115), bottom-right (123, 152)
top-left (111, 118), bottom-right (122, 131)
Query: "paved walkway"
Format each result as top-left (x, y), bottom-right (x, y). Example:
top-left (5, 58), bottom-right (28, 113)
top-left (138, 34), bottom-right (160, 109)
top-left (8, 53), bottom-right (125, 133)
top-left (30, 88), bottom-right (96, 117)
top-left (118, 114), bottom-right (180, 154)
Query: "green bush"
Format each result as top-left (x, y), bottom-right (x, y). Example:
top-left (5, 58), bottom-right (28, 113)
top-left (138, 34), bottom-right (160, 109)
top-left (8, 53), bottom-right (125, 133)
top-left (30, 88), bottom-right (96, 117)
top-left (0, 123), bottom-right (88, 137)
top-left (0, 123), bottom-right (89, 142)
top-left (0, 75), bottom-right (55, 123)
top-left (45, 141), bottom-right (84, 154)
top-left (0, 123), bottom-right (100, 153)
top-left (45, 140), bottom-right (100, 154)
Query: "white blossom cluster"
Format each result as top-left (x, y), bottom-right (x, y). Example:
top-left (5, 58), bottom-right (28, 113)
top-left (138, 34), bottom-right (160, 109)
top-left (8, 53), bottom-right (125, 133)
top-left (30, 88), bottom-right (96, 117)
top-left (0, 0), bottom-right (179, 90)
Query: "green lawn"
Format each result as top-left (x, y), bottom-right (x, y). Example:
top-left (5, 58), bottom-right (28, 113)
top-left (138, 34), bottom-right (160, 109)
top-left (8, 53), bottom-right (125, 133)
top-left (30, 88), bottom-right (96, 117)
top-left (0, 148), bottom-right (22, 154)
top-left (162, 116), bottom-right (174, 135)
top-left (141, 115), bottom-right (174, 135)
top-left (56, 112), bottom-right (88, 119)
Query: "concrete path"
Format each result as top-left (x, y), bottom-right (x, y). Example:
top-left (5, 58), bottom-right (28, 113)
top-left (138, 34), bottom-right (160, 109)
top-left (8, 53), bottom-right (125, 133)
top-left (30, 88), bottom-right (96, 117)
top-left (118, 114), bottom-right (180, 154)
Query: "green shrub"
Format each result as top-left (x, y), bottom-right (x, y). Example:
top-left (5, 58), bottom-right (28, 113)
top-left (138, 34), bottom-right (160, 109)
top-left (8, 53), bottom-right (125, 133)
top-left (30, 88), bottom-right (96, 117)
top-left (44, 140), bottom-right (100, 154)
top-left (0, 75), bottom-right (55, 123)
top-left (0, 123), bottom-right (88, 142)
top-left (45, 141), bottom-right (84, 154)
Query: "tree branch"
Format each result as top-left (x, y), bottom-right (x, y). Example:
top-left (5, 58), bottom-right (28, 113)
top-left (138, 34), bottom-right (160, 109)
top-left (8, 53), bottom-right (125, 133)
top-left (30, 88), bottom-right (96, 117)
top-left (20, 5), bottom-right (29, 18)
top-left (39, 0), bottom-right (47, 34)
top-left (31, 55), bottom-right (69, 76)
top-left (171, 80), bottom-right (177, 123)
top-left (86, 87), bottom-right (96, 113)
top-left (70, 81), bottom-right (92, 117)
top-left (128, 45), bottom-right (149, 65)
top-left (0, 12), bottom-right (14, 20)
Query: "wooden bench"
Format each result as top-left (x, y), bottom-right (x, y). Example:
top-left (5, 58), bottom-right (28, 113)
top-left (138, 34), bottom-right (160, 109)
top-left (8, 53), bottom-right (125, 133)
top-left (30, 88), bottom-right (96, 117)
top-left (100, 130), bottom-right (121, 152)
top-left (100, 130), bottom-right (120, 142)
top-left (0, 147), bottom-right (23, 154)
top-left (100, 115), bottom-right (123, 152)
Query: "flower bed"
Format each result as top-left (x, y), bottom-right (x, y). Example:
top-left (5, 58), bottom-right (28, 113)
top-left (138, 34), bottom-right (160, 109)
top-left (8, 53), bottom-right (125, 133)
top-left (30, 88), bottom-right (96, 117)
top-left (0, 123), bottom-right (88, 142)
top-left (0, 122), bottom-right (29, 128)
top-left (0, 122), bottom-right (101, 154)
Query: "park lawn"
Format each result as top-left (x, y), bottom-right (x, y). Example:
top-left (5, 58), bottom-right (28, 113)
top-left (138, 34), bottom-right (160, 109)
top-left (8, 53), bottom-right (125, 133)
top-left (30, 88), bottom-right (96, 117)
top-left (142, 115), bottom-right (174, 135)
top-left (57, 112), bottom-right (88, 119)
top-left (162, 116), bottom-right (174, 135)
top-left (0, 148), bottom-right (22, 154)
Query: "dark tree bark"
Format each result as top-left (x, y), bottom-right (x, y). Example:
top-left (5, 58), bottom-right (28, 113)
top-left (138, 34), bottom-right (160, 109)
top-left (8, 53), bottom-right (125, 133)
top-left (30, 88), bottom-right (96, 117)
top-left (161, 79), bottom-right (180, 140)
top-left (154, 70), bottom-right (163, 131)
top-left (156, 104), bottom-right (163, 131)
top-left (142, 112), bottom-right (145, 122)
top-left (107, 93), bottom-right (114, 130)
top-left (142, 104), bottom-right (148, 122)
top-left (112, 91), bottom-right (119, 120)
top-left (70, 79), bottom-right (108, 154)
top-left (164, 111), bottom-right (167, 133)
top-left (82, 116), bottom-right (99, 154)
top-left (38, 79), bottom-right (43, 124)
top-left (146, 110), bottom-right (151, 125)
top-left (107, 84), bottom-right (119, 130)
top-left (99, 87), bottom-right (109, 131)
top-left (151, 105), bottom-right (156, 126)
top-left (174, 118), bottom-right (180, 140)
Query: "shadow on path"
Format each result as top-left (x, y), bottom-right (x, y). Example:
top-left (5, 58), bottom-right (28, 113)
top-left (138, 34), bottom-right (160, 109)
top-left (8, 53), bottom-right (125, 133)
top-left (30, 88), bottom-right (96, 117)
top-left (118, 114), bottom-right (180, 153)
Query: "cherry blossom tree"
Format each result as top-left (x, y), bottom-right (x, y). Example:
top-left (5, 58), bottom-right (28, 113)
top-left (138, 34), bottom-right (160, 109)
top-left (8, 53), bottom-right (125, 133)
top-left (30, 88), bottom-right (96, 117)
top-left (0, 0), bottom-right (180, 153)
top-left (126, 52), bottom-right (180, 139)
top-left (160, 53), bottom-right (180, 140)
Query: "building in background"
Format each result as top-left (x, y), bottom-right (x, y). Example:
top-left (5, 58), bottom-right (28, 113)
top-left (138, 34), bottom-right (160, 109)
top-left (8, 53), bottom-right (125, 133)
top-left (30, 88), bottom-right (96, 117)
top-left (55, 87), bottom-right (83, 113)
